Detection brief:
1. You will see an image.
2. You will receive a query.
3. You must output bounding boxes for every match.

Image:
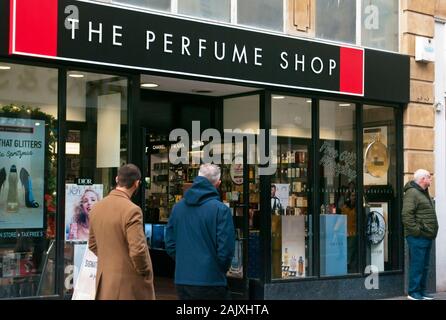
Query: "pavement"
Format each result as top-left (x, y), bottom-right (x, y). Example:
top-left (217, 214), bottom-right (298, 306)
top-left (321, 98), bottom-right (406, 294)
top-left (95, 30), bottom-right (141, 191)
top-left (384, 291), bottom-right (446, 300)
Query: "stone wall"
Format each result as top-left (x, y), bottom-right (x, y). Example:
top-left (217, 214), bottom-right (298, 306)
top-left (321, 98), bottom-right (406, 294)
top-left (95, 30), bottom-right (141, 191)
top-left (401, 0), bottom-right (436, 195)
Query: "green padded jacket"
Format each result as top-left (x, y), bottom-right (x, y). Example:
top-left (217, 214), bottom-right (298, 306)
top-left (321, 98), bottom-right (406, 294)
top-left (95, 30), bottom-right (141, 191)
top-left (401, 181), bottom-right (438, 239)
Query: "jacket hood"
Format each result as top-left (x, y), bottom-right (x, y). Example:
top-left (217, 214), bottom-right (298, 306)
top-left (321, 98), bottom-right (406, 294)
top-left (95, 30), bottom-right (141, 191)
top-left (184, 176), bottom-right (220, 206)
top-left (404, 181), bottom-right (427, 193)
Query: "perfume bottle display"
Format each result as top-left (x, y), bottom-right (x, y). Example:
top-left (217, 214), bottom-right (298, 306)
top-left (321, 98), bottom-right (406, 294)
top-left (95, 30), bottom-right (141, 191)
top-left (7, 165), bottom-right (19, 212)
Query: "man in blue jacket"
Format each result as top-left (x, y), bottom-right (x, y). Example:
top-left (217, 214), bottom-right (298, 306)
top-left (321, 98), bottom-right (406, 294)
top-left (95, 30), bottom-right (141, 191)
top-left (165, 163), bottom-right (235, 300)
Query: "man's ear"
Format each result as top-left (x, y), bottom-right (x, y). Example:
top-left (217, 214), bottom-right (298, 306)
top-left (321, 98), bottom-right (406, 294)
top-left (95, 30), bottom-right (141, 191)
top-left (115, 176), bottom-right (119, 185)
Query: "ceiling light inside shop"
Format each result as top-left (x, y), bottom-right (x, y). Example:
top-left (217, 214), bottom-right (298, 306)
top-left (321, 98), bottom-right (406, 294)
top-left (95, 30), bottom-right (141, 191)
top-left (68, 73), bottom-right (85, 78)
top-left (339, 103), bottom-right (352, 107)
top-left (0, 66), bottom-right (11, 70)
top-left (141, 83), bottom-right (159, 88)
top-left (272, 95), bottom-right (285, 100)
top-left (306, 99), bottom-right (312, 103)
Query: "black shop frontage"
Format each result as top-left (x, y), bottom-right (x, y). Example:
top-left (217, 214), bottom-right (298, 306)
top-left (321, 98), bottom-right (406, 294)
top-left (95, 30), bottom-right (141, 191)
top-left (0, 0), bottom-right (409, 300)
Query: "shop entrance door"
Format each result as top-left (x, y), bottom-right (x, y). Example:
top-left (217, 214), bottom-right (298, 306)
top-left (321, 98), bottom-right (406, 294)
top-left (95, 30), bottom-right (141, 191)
top-left (220, 139), bottom-right (254, 299)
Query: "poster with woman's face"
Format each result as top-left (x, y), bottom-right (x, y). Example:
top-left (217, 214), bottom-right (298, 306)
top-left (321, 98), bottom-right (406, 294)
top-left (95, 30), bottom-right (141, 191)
top-left (65, 184), bottom-right (103, 241)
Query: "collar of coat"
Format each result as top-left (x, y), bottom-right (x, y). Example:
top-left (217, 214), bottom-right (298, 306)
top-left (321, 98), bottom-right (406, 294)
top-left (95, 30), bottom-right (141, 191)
top-left (110, 189), bottom-right (131, 200)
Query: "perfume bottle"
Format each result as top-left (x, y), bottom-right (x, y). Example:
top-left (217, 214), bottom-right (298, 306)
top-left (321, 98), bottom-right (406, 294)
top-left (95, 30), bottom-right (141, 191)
top-left (320, 204), bottom-right (326, 215)
top-left (290, 256), bottom-right (297, 272)
top-left (283, 248), bottom-right (289, 267)
top-left (298, 256), bottom-right (304, 276)
top-left (7, 165), bottom-right (19, 212)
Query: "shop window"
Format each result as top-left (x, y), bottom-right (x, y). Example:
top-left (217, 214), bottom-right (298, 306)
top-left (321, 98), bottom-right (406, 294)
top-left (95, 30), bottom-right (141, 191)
top-left (363, 105), bottom-right (398, 272)
top-left (223, 95), bottom-right (260, 279)
top-left (271, 95), bottom-right (313, 280)
top-left (319, 101), bottom-right (358, 276)
top-left (0, 62), bottom-right (58, 298)
top-left (237, 0), bottom-right (284, 32)
top-left (315, 0), bottom-right (356, 45)
top-left (178, 0), bottom-right (231, 23)
top-left (63, 71), bottom-right (128, 297)
top-left (361, 0), bottom-right (398, 52)
top-left (112, 0), bottom-right (171, 11)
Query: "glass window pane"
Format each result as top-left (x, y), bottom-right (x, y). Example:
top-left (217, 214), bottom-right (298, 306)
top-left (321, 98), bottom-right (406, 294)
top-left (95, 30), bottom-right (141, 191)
top-left (361, 0), bottom-right (398, 52)
top-left (271, 95), bottom-right (313, 280)
top-left (113, 0), bottom-right (171, 11)
top-left (0, 62), bottom-right (58, 298)
top-left (237, 0), bottom-right (283, 32)
top-left (223, 95), bottom-right (260, 280)
top-left (319, 101), bottom-right (357, 276)
top-left (315, 0), bottom-right (356, 44)
top-left (363, 105), bottom-right (397, 272)
top-left (64, 71), bottom-right (127, 297)
top-left (178, 0), bottom-right (230, 22)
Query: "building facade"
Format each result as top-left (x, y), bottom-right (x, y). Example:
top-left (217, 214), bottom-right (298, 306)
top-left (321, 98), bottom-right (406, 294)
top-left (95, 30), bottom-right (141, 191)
top-left (434, 0), bottom-right (446, 293)
top-left (0, 0), bottom-right (436, 300)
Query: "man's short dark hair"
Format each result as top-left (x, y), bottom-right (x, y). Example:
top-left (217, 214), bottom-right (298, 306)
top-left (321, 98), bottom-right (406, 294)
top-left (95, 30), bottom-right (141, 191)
top-left (117, 164), bottom-right (141, 189)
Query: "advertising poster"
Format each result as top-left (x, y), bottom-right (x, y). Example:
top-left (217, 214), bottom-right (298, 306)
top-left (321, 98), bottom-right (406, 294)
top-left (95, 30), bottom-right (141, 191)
top-left (0, 117), bottom-right (45, 229)
top-left (65, 184), bottom-right (103, 241)
top-left (368, 204), bottom-right (387, 271)
top-left (320, 215), bottom-right (347, 276)
top-left (363, 126), bottom-right (388, 185)
top-left (271, 183), bottom-right (289, 214)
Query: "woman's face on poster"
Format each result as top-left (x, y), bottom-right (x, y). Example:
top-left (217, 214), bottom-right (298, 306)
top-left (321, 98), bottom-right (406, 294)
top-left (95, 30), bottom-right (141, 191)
top-left (81, 191), bottom-right (98, 213)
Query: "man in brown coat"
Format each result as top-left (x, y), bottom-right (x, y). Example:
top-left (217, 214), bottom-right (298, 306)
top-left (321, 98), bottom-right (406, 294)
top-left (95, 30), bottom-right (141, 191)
top-left (88, 164), bottom-right (155, 300)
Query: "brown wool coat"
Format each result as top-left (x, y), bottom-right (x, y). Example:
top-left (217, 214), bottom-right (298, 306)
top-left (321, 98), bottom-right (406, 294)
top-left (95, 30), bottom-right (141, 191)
top-left (88, 189), bottom-right (155, 300)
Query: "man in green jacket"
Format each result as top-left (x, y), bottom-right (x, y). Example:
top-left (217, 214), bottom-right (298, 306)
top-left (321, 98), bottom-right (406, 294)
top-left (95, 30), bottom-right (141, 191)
top-left (402, 169), bottom-right (439, 300)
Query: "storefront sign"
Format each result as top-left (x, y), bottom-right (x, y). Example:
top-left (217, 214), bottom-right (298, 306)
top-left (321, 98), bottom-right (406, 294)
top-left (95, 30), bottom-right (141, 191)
top-left (0, 117), bottom-right (45, 229)
top-left (5, 0), bottom-right (409, 103)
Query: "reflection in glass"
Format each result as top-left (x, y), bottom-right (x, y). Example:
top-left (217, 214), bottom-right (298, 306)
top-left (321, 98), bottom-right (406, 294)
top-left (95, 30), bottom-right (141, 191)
top-left (0, 63), bottom-right (58, 298)
top-left (223, 95), bottom-right (260, 280)
top-left (363, 105), bottom-right (397, 272)
top-left (271, 96), bottom-right (312, 279)
top-left (64, 71), bottom-right (128, 296)
top-left (319, 101), bottom-right (357, 276)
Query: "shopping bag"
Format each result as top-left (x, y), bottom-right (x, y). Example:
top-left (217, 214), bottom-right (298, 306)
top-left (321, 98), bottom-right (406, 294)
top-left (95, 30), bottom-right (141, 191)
top-left (72, 245), bottom-right (97, 300)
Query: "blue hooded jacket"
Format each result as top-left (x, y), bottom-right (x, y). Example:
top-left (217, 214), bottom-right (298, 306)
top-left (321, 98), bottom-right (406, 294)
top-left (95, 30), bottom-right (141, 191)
top-left (165, 176), bottom-right (235, 286)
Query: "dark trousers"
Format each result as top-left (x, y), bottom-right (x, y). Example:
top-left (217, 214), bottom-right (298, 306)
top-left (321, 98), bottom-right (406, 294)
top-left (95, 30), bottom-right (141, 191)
top-left (176, 285), bottom-right (232, 300)
top-left (406, 236), bottom-right (433, 296)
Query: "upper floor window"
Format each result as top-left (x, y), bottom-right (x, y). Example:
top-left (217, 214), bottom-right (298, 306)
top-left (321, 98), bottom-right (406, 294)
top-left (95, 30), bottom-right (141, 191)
top-left (306, 0), bottom-right (399, 52)
top-left (113, 0), bottom-right (171, 11)
top-left (361, 0), bottom-right (399, 52)
top-left (109, 0), bottom-right (284, 32)
top-left (315, 0), bottom-right (357, 44)
top-left (177, 0), bottom-right (231, 22)
top-left (237, 0), bottom-right (284, 32)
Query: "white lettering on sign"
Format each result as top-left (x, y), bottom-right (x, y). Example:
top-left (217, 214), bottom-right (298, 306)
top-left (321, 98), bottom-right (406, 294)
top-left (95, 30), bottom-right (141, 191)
top-left (89, 22), bottom-right (103, 43)
top-left (113, 25), bottom-right (123, 46)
